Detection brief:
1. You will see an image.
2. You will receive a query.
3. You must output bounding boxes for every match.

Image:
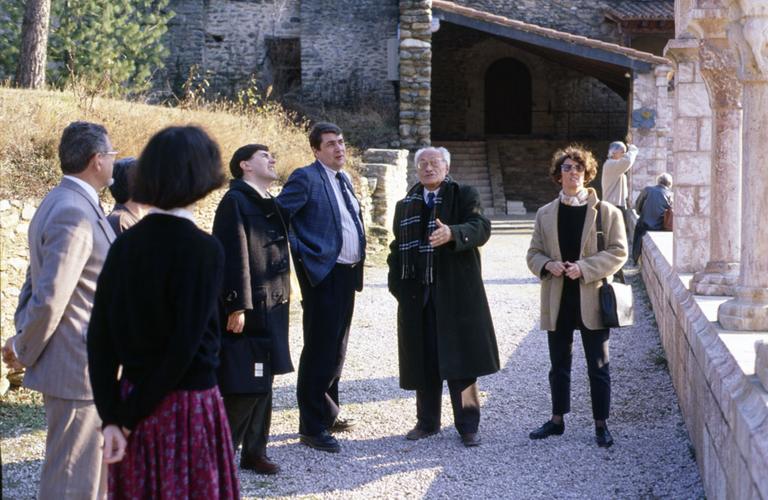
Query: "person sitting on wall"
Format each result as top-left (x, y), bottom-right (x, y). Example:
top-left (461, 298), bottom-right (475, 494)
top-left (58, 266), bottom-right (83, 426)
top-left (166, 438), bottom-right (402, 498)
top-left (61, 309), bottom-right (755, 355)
top-left (106, 157), bottom-right (147, 235)
top-left (632, 173), bottom-right (673, 264)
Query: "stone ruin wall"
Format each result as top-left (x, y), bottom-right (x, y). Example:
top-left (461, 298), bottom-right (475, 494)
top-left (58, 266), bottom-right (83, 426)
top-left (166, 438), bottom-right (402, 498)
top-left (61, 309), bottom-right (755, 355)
top-left (164, 0), bottom-right (399, 113)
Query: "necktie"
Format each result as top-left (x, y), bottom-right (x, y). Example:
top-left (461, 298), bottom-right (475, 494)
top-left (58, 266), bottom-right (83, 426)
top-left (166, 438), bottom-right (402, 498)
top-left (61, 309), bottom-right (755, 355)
top-left (336, 172), bottom-right (366, 257)
top-left (426, 192), bottom-right (435, 209)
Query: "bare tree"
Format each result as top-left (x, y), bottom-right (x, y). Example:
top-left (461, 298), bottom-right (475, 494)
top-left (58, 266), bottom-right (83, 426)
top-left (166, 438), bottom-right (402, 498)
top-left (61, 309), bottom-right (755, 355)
top-left (15, 0), bottom-right (51, 89)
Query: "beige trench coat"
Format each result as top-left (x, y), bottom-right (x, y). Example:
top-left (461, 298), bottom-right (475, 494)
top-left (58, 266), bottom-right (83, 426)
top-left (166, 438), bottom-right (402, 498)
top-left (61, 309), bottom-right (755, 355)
top-left (526, 188), bottom-right (628, 331)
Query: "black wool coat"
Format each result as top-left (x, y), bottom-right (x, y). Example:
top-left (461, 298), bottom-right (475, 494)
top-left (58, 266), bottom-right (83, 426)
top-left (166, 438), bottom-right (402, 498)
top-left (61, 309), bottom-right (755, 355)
top-left (387, 181), bottom-right (500, 390)
top-left (212, 179), bottom-right (294, 394)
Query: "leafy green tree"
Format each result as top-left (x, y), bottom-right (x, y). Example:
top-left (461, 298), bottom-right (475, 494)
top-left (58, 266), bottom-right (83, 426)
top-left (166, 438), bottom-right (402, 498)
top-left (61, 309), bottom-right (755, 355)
top-left (0, 0), bottom-right (173, 95)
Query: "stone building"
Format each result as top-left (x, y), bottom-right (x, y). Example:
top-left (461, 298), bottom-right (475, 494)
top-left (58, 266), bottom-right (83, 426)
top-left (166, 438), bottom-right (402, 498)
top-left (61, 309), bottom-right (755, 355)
top-left (638, 0), bottom-right (768, 498)
top-left (163, 0), bottom-right (674, 213)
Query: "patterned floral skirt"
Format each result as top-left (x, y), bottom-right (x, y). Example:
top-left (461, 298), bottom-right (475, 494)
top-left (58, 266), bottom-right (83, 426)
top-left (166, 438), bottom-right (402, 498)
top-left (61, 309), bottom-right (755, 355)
top-left (109, 385), bottom-right (240, 499)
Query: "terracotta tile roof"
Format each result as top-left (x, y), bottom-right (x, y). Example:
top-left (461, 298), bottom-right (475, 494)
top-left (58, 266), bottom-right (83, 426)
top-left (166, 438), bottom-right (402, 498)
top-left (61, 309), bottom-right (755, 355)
top-left (432, 0), bottom-right (669, 66)
top-left (605, 1), bottom-right (674, 21)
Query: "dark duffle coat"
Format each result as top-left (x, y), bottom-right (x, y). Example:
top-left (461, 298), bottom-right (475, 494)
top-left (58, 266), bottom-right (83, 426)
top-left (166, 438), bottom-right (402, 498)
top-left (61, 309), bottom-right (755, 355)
top-left (212, 179), bottom-right (294, 395)
top-left (387, 180), bottom-right (500, 390)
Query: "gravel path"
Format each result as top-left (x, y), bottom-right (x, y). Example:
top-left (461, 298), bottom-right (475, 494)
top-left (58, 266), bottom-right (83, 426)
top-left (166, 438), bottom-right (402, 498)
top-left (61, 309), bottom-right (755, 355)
top-left (2, 224), bottom-right (704, 499)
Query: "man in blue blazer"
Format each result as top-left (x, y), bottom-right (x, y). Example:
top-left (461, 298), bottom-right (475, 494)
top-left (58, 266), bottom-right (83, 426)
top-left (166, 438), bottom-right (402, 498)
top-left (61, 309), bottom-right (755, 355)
top-left (277, 122), bottom-right (365, 453)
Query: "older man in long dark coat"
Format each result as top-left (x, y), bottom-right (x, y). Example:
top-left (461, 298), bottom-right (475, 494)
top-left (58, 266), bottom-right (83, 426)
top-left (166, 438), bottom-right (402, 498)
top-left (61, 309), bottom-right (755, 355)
top-left (387, 146), bottom-right (499, 447)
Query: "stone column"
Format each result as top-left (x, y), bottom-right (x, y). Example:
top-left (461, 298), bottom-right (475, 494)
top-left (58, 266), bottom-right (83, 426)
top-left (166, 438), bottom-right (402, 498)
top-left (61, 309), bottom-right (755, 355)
top-left (399, 0), bottom-right (432, 150)
top-left (664, 38), bottom-right (713, 273)
top-left (718, 0), bottom-right (768, 330)
top-left (689, 35), bottom-right (743, 295)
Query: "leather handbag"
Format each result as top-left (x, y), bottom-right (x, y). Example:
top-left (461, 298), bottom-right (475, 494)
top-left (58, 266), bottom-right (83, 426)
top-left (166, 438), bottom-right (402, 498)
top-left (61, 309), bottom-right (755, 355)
top-left (596, 203), bottom-right (634, 327)
top-left (663, 207), bottom-right (673, 231)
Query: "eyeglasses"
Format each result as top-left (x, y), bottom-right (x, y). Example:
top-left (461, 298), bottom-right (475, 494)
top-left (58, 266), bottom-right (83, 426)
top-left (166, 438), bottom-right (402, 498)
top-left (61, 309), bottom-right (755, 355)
top-left (417, 158), bottom-right (446, 169)
top-left (561, 163), bottom-right (585, 173)
top-left (99, 150), bottom-right (119, 157)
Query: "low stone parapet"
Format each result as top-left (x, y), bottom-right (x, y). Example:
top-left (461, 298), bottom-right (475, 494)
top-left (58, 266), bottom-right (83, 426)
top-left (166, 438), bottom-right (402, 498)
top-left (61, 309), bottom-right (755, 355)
top-left (641, 231), bottom-right (768, 499)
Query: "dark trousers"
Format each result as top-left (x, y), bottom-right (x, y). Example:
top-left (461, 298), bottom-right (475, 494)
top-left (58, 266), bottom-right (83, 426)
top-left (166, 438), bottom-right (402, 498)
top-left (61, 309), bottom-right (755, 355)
top-left (223, 388), bottom-right (272, 465)
top-left (415, 295), bottom-right (480, 435)
top-left (548, 323), bottom-right (611, 421)
top-left (296, 263), bottom-right (357, 436)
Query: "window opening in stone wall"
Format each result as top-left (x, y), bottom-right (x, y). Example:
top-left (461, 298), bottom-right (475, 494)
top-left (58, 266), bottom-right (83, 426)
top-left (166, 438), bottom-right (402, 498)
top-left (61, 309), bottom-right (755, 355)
top-left (485, 58), bottom-right (532, 135)
top-left (265, 37), bottom-right (301, 97)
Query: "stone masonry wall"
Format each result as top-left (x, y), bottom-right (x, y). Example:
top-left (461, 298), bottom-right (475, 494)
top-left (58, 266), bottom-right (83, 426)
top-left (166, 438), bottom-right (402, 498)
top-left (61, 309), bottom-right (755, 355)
top-left (431, 23), bottom-right (628, 140)
top-left (0, 200), bottom-right (37, 394)
top-left (642, 233), bottom-right (768, 499)
top-left (361, 149), bottom-right (409, 237)
top-left (164, 0), bottom-right (399, 110)
top-left (666, 39), bottom-right (711, 274)
top-left (300, 0), bottom-right (399, 109)
top-left (491, 138), bottom-right (611, 211)
top-left (165, 0), bottom-right (302, 95)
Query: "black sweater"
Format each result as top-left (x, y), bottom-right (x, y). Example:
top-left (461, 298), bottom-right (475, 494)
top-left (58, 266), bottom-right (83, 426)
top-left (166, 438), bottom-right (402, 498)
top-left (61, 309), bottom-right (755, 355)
top-left (557, 204), bottom-right (587, 326)
top-left (87, 214), bottom-right (224, 429)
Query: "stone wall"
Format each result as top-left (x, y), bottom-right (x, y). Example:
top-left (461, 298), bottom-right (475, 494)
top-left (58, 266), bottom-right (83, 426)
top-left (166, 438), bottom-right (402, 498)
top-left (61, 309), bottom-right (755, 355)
top-left (491, 138), bottom-right (611, 211)
top-left (641, 232), bottom-right (768, 499)
top-left (0, 200), bottom-right (37, 394)
top-left (361, 149), bottom-right (409, 236)
top-left (431, 22), bottom-right (628, 140)
top-left (164, 0), bottom-right (399, 110)
top-left (165, 0), bottom-right (302, 95)
top-left (301, 0), bottom-right (399, 109)
top-left (665, 39), bottom-right (712, 273)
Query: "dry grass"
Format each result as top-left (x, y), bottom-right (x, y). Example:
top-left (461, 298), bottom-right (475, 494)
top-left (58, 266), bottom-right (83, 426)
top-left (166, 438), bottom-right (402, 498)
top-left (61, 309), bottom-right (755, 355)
top-left (0, 87), bottom-right (364, 199)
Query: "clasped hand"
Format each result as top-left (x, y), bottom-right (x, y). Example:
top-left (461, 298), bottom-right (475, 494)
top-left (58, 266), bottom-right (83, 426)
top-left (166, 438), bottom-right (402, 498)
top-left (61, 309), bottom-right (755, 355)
top-left (545, 260), bottom-right (582, 280)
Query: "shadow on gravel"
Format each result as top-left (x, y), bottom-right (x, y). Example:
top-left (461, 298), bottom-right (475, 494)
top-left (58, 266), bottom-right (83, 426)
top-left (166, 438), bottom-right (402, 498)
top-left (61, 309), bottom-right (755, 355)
top-left (272, 376), bottom-right (403, 409)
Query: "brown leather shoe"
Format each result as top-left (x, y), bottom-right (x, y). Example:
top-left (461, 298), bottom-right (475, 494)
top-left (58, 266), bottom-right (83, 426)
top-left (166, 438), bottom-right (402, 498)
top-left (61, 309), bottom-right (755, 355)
top-left (461, 432), bottom-right (482, 447)
top-left (405, 427), bottom-right (439, 441)
top-left (241, 456), bottom-right (280, 475)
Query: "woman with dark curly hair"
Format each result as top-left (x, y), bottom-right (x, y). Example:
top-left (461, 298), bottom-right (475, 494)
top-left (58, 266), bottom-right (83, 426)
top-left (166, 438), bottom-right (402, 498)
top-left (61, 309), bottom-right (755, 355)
top-left (526, 144), bottom-right (627, 448)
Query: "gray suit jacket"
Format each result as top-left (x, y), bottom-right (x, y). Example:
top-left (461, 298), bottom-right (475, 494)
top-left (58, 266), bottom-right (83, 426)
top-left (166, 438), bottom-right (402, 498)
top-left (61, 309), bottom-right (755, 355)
top-left (13, 177), bottom-right (116, 400)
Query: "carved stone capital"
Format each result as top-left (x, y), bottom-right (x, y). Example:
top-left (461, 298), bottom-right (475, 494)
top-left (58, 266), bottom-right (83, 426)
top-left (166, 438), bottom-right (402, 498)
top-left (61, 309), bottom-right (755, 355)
top-left (698, 39), bottom-right (743, 107)
top-left (664, 37), bottom-right (700, 66)
top-left (728, 0), bottom-right (768, 81)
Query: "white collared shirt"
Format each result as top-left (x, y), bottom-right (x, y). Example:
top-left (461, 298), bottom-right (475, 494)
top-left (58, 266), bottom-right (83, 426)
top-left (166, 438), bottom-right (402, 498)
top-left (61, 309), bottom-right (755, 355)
top-left (320, 162), bottom-right (362, 264)
top-left (422, 187), bottom-right (440, 203)
top-left (148, 207), bottom-right (197, 224)
top-left (63, 175), bottom-right (99, 206)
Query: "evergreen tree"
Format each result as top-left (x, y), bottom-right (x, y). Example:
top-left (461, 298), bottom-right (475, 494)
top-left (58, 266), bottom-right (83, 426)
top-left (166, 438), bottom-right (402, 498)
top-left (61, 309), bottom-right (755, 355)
top-left (0, 0), bottom-right (173, 95)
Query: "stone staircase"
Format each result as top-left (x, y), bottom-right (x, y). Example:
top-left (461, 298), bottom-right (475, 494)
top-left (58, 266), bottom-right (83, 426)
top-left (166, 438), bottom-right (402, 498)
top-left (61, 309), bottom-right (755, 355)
top-left (434, 141), bottom-right (496, 215)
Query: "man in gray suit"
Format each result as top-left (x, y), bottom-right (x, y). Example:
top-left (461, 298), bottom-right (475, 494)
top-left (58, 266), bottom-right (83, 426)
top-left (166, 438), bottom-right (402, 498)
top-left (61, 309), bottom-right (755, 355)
top-left (2, 121), bottom-right (117, 499)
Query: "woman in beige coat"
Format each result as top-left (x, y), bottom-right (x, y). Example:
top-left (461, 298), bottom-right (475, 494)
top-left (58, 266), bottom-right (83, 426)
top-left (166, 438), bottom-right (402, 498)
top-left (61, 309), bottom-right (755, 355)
top-left (526, 144), bottom-right (627, 448)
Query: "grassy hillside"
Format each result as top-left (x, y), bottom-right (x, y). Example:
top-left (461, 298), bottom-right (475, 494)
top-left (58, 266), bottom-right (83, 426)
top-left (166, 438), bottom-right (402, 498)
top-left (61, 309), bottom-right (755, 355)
top-left (0, 88), bottom-right (361, 199)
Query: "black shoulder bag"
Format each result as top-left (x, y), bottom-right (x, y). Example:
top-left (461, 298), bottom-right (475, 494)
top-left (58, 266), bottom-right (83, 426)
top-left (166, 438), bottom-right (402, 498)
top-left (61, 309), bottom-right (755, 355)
top-left (596, 202), bottom-right (634, 328)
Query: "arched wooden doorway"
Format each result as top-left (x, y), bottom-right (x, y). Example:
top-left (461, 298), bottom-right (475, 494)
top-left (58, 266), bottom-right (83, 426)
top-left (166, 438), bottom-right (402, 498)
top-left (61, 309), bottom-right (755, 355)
top-left (485, 58), bottom-right (532, 134)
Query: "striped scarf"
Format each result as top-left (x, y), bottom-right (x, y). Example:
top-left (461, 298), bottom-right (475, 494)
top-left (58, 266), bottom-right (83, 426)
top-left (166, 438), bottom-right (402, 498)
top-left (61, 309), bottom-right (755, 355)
top-left (398, 178), bottom-right (451, 284)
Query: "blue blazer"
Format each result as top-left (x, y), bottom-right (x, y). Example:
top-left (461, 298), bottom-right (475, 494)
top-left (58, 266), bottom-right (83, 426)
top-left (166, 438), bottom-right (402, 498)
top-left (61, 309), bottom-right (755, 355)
top-left (277, 161), bottom-right (364, 289)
